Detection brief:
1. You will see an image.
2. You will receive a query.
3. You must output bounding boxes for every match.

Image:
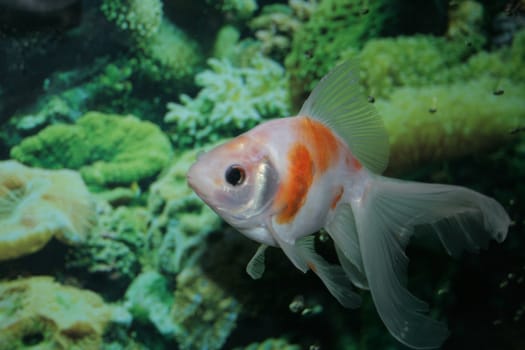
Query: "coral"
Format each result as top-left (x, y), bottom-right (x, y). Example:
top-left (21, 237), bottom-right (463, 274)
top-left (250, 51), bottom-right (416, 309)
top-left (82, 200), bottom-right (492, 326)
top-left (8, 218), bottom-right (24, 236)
top-left (171, 266), bottom-right (241, 350)
top-left (136, 19), bottom-right (203, 86)
top-left (101, 0), bottom-right (202, 87)
top-left (353, 35), bottom-right (471, 99)
top-left (66, 202), bottom-right (149, 288)
top-left (0, 276), bottom-right (131, 350)
top-left (2, 57), bottom-right (160, 153)
top-left (10, 112), bottom-right (173, 189)
top-left (124, 266), bottom-right (240, 350)
top-left (285, 0), bottom-right (395, 106)
top-left (233, 338), bottom-right (302, 350)
top-left (211, 0), bottom-right (258, 21)
top-left (446, 0), bottom-right (485, 45)
top-left (378, 77), bottom-right (525, 174)
top-left (100, 0), bottom-right (163, 44)
top-left (212, 25), bottom-right (241, 60)
top-left (352, 30), bottom-right (525, 100)
top-left (249, 2), bottom-right (310, 59)
top-left (123, 270), bottom-right (175, 336)
top-left (147, 147), bottom-right (222, 273)
top-left (0, 160), bottom-right (94, 262)
top-left (164, 54), bottom-right (290, 148)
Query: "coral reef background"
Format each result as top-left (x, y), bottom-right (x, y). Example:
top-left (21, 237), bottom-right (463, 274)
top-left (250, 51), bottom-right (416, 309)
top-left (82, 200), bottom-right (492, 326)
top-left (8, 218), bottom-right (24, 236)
top-left (0, 0), bottom-right (524, 349)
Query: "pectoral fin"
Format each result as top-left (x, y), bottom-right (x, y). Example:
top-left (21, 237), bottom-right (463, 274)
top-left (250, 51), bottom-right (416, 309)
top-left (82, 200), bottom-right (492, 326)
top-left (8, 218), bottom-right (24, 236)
top-left (270, 222), bottom-right (361, 308)
top-left (246, 244), bottom-right (268, 280)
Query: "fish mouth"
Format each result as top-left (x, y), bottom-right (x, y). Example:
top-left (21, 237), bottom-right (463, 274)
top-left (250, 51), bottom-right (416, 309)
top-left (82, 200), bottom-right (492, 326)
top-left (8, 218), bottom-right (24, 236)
top-left (186, 168), bottom-right (211, 204)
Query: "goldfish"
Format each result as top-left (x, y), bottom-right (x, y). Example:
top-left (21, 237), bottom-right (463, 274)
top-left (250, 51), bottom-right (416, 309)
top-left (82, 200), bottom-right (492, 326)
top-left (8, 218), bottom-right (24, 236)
top-left (187, 60), bottom-right (511, 349)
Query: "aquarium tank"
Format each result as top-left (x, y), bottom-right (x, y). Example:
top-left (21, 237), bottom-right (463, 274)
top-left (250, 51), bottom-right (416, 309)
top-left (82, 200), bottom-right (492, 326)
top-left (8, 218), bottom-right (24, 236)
top-left (0, 0), bottom-right (524, 349)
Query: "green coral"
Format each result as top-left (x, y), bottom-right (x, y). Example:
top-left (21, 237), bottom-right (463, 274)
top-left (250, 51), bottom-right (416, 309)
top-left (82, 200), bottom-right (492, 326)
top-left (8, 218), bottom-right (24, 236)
top-left (233, 338), bottom-right (302, 350)
top-left (352, 30), bottom-right (525, 99)
top-left (164, 55), bottom-right (290, 147)
top-left (147, 146), bottom-right (222, 273)
top-left (100, 0), bottom-right (202, 88)
top-left (123, 267), bottom-right (241, 350)
top-left (249, 2), bottom-right (310, 60)
top-left (0, 276), bottom-right (130, 350)
top-left (353, 35), bottom-right (471, 98)
top-left (379, 77), bottom-right (525, 173)
top-left (123, 270), bottom-right (175, 336)
top-left (10, 112), bottom-right (173, 189)
top-left (101, 0), bottom-right (163, 43)
top-left (211, 0), bottom-right (258, 21)
top-left (171, 266), bottom-right (241, 350)
top-left (137, 19), bottom-right (203, 85)
top-left (285, 0), bottom-right (395, 105)
top-left (66, 202), bottom-right (149, 288)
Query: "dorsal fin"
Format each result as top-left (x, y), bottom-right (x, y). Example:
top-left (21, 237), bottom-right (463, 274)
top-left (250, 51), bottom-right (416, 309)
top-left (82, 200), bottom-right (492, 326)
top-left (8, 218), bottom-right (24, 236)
top-left (299, 60), bottom-right (390, 174)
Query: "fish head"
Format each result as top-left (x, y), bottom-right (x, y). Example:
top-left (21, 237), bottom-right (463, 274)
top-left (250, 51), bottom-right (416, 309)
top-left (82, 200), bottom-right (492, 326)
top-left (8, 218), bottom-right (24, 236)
top-left (187, 135), bottom-right (280, 245)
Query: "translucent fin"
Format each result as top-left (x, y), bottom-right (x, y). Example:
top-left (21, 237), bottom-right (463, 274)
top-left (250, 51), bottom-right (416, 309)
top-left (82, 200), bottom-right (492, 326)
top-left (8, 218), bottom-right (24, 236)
top-left (324, 203), bottom-right (368, 289)
top-left (246, 244), bottom-right (268, 280)
top-left (299, 60), bottom-right (389, 174)
top-left (271, 225), bottom-right (361, 309)
top-left (335, 246), bottom-right (368, 290)
top-left (324, 203), bottom-right (365, 275)
top-left (352, 175), bottom-right (510, 349)
top-left (297, 236), bottom-right (362, 309)
top-left (271, 229), bottom-right (309, 273)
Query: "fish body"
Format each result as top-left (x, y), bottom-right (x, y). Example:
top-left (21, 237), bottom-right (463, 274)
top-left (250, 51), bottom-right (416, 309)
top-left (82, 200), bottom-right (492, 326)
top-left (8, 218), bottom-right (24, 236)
top-left (187, 61), bottom-right (511, 349)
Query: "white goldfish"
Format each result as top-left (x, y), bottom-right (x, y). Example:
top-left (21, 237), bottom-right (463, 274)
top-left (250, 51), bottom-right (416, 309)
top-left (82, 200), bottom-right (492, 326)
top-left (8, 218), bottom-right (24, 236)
top-left (187, 60), bottom-right (511, 349)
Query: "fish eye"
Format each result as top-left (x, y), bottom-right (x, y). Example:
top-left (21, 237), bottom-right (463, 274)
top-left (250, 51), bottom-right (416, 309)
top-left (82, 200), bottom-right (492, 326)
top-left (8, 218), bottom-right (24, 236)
top-left (225, 164), bottom-right (245, 186)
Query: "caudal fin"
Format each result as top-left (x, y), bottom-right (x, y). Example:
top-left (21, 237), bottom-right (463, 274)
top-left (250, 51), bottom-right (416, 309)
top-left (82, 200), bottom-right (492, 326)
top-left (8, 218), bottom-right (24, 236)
top-left (351, 175), bottom-right (510, 349)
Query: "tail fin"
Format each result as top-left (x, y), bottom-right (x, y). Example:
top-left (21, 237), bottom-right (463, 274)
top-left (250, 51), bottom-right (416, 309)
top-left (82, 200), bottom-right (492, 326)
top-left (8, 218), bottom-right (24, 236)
top-left (351, 175), bottom-right (510, 349)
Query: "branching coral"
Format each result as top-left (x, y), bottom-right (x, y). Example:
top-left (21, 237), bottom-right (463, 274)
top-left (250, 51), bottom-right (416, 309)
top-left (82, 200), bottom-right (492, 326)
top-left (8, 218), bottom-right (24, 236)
top-left (0, 161), bottom-right (94, 262)
top-left (164, 55), bottom-right (289, 148)
top-left (10, 112), bottom-right (173, 190)
top-left (0, 276), bottom-right (131, 350)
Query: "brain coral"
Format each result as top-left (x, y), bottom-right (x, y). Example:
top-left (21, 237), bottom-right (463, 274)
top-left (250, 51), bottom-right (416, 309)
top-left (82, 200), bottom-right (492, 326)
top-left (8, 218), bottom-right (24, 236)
top-left (0, 160), bottom-right (94, 262)
top-left (0, 276), bottom-right (130, 350)
top-left (10, 112), bottom-right (173, 189)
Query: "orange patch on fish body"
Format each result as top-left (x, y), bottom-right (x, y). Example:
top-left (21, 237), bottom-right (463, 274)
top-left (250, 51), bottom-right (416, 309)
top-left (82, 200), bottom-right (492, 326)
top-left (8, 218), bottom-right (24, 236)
top-left (345, 153), bottom-right (362, 170)
top-left (297, 117), bottom-right (340, 174)
top-left (274, 143), bottom-right (314, 224)
top-left (331, 186), bottom-right (344, 209)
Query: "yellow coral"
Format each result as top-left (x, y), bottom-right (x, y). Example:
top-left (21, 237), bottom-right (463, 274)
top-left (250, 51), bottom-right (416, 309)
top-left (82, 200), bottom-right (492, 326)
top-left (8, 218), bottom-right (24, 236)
top-left (0, 276), bottom-right (130, 350)
top-left (0, 161), bottom-right (94, 261)
top-left (378, 78), bottom-right (525, 174)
